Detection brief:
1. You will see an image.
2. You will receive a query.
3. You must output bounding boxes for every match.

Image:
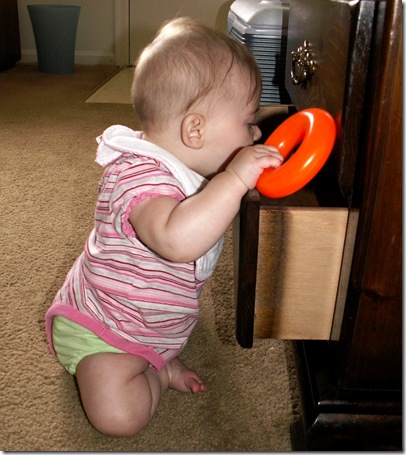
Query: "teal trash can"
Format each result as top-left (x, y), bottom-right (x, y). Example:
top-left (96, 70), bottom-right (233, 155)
top-left (28, 4), bottom-right (80, 74)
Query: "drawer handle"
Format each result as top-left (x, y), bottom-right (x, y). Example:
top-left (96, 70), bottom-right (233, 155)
top-left (290, 40), bottom-right (315, 88)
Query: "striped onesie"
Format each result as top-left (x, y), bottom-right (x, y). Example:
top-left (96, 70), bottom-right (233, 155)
top-left (46, 125), bottom-right (224, 371)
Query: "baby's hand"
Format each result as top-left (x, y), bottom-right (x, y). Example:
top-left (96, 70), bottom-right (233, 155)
top-left (226, 144), bottom-right (284, 190)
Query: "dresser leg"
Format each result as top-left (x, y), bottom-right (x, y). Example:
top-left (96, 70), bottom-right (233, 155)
top-left (291, 341), bottom-right (402, 451)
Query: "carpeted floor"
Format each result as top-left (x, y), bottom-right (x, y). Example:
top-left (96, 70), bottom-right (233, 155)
top-left (0, 64), bottom-right (300, 451)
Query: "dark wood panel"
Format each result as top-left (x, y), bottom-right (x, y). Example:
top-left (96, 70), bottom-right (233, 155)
top-left (341, 0), bottom-right (402, 391)
top-left (285, 0), bottom-right (376, 202)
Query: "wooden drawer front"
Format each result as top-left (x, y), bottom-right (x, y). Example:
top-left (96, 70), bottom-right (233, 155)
top-left (254, 207), bottom-right (348, 339)
top-left (285, 0), bottom-right (355, 113)
top-left (285, 0), bottom-right (376, 201)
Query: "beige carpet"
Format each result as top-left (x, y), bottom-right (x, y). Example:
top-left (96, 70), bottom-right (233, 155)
top-left (0, 64), bottom-right (300, 451)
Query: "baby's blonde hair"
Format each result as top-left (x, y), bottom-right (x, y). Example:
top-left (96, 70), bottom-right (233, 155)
top-left (131, 17), bottom-right (261, 133)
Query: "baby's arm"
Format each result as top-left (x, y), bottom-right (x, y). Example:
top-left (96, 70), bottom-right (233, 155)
top-left (129, 145), bottom-right (283, 262)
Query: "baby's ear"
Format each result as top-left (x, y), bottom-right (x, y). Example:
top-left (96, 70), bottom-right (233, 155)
top-left (181, 113), bottom-right (205, 149)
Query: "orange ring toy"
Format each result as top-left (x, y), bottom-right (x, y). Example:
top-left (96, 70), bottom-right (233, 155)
top-left (256, 108), bottom-right (336, 198)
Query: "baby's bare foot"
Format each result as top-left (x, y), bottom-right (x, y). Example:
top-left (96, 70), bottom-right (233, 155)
top-left (166, 357), bottom-right (206, 394)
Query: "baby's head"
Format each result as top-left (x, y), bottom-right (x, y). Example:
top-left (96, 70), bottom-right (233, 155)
top-left (131, 17), bottom-right (261, 135)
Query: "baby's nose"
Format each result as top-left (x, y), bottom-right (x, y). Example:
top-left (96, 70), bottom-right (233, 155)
top-left (253, 125), bottom-right (262, 142)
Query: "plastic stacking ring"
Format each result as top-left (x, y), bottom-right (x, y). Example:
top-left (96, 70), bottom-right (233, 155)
top-left (256, 108), bottom-right (336, 198)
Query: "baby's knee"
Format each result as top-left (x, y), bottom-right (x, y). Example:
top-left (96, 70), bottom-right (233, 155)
top-left (87, 407), bottom-right (149, 437)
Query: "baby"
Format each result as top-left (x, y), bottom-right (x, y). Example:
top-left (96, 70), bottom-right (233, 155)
top-left (45, 17), bottom-right (283, 437)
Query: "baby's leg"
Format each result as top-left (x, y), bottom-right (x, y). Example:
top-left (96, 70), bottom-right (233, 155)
top-left (76, 353), bottom-right (205, 437)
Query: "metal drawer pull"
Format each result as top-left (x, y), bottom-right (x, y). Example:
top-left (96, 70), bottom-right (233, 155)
top-left (290, 40), bottom-right (315, 88)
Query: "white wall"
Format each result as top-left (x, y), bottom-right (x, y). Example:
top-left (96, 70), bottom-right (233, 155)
top-left (17, 0), bottom-right (234, 67)
top-left (128, 0), bottom-right (233, 62)
top-left (17, 0), bottom-right (116, 65)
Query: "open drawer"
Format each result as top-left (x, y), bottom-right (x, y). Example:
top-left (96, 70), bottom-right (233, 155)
top-left (233, 187), bottom-right (358, 348)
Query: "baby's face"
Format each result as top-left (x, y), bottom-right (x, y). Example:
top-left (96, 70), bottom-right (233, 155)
top-left (197, 74), bottom-right (262, 177)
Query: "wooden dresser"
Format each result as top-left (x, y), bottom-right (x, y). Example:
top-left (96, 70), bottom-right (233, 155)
top-left (234, 0), bottom-right (402, 449)
top-left (0, 0), bottom-right (21, 70)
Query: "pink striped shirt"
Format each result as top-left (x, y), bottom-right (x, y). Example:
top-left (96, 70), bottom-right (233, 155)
top-left (46, 127), bottom-right (223, 371)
